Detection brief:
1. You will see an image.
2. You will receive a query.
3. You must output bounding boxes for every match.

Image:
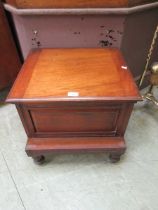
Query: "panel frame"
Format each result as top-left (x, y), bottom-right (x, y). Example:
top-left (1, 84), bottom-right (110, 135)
top-left (16, 101), bottom-right (133, 138)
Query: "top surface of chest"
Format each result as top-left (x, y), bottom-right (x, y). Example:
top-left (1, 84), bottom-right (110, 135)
top-left (7, 48), bottom-right (141, 103)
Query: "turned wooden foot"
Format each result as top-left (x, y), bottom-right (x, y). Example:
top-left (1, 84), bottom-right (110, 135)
top-left (109, 152), bottom-right (122, 163)
top-left (33, 155), bottom-right (45, 164)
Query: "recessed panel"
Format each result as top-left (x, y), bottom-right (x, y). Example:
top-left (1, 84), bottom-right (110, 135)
top-left (29, 107), bottom-right (120, 136)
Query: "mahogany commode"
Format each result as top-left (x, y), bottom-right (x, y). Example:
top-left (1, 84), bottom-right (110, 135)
top-left (6, 48), bottom-right (141, 163)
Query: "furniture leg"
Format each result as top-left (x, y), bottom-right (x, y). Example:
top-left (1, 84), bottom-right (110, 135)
top-left (33, 155), bottom-right (45, 164)
top-left (109, 152), bottom-right (123, 163)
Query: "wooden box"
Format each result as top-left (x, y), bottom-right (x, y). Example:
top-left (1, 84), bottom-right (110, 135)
top-left (6, 48), bottom-right (141, 163)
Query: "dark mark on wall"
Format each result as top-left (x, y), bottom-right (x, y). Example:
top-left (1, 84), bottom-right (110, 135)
top-left (99, 28), bottom-right (123, 47)
top-left (117, 30), bottom-right (123, 35)
top-left (37, 41), bottom-right (41, 47)
top-left (107, 29), bottom-right (114, 34)
top-left (99, 40), bottom-right (112, 47)
top-left (74, 32), bottom-right (81, 35)
top-left (31, 30), bottom-right (42, 48)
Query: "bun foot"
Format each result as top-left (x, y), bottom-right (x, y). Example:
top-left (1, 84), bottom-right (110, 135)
top-left (33, 155), bottom-right (45, 164)
top-left (109, 153), bottom-right (121, 163)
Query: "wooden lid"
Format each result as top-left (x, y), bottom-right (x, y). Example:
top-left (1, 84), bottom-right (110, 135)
top-left (7, 48), bottom-right (141, 103)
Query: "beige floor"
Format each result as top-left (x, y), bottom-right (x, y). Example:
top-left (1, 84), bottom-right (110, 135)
top-left (0, 88), bottom-right (158, 210)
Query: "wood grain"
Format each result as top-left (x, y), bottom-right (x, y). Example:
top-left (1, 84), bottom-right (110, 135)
top-left (7, 50), bottom-right (40, 101)
top-left (5, 0), bottom-right (128, 8)
top-left (26, 137), bottom-right (126, 156)
top-left (5, 0), bottom-right (157, 8)
top-left (7, 48), bottom-right (141, 103)
top-left (6, 48), bottom-right (140, 163)
top-left (17, 103), bottom-right (125, 138)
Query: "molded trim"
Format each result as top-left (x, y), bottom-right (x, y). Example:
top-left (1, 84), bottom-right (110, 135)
top-left (4, 2), bottom-right (158, 16)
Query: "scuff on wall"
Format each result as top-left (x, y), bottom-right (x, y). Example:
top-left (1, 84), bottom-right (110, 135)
top-left (99, 27), bottom-right (123, 47)
top-left (32, 29), bottom-right (42, 47)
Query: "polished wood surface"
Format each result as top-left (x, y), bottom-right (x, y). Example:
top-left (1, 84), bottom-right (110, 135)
top-left (5, 0), bottom-right (128, 8)
top-left (0, 2), bottom-right (21, 90)
top-left (7, 48), bottom-right (141, 103)
top-left (30, 106), bottom-right (119, 134)
top-left (26, 137), bottom-right (126, 155)
top-left (5, 0), bottom-right (157, 8)
top-left (7, 48), bottom-right (140, 163)
top-left (17, 102), bottom-right (133, 139)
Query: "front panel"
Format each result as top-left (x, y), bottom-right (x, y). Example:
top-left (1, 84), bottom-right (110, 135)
top-left (17, 102), bottom-right (127, 138)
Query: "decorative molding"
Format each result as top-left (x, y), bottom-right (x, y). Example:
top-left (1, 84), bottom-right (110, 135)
top-left (4, 2), bottom-right (158, 16)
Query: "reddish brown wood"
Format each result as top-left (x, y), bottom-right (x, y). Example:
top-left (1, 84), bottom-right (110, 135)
top-left (7, 48), bottom-right (141, 102)
top-left (0, 2), bottom-right (21, 90)
top-left (20, 103), bottom-right (121, 137)
top-left (7, 50), bottom-right (40, 100)
top-left (26, 137), bottom-right (126, 155)
top-left (16, 102), bottom-right (134, 139)
top-left (5, 0), bottom-right (157, 8)
top-left (5, 0), bottom-right (128, 8)
top-left (6, 48), bottom-right (141, 163)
